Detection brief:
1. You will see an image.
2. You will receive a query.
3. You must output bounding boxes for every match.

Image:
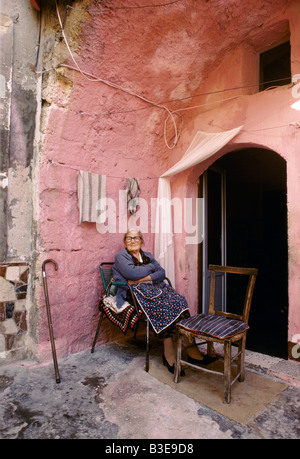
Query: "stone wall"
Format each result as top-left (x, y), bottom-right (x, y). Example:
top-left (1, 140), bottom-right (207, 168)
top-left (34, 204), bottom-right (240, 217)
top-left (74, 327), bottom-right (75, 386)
top-left (0, 263), bottom-right (29, 361)
top-left (1, 0), bottom-right (299, 364)
top-left (0, 0), bottom-right (41, 362)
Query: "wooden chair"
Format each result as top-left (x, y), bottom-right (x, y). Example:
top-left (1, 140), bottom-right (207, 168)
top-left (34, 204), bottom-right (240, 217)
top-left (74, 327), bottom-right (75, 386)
top-left (174, 264), bottom-right (258, 403)
top-left (91, 262), bottom-right (172, 372)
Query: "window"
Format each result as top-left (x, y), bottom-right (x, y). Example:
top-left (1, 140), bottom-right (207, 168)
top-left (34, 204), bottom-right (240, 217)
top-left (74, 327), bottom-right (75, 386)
top-left (259, 41), bottom-right (291, 91)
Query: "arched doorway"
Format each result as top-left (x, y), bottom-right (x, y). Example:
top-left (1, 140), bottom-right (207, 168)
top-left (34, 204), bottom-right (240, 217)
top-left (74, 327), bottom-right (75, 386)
top-left (200, 147), bottom-right (288, 359)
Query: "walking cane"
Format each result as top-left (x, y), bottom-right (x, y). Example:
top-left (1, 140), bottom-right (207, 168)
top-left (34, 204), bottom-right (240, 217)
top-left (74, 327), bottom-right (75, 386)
top-left (42, 259), bottom-right (61, 384)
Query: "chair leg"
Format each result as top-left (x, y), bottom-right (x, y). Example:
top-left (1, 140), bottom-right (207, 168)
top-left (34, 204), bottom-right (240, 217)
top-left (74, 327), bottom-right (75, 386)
top-left (224, 340), bottom-right (232, 404)
top-left (238, 335), bottom-right (246, 382)
top-left (145, 319), bottom-right (150, 372)
top-left (91, 310), bottom-right (104, 353)
top-left (207, 341), bottom-right (217, 357)
top-left (133, 321), bottom-right (139, 338)
top-left (174, 330), bottom-right (183, 383)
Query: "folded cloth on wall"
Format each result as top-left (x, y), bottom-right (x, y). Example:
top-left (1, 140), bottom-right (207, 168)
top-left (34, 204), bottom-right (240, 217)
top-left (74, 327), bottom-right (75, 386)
top-left (78, 171), bottom-right (106, 224)
top-left (126, 178), bottom-right (140, 214)
top-left (99, 297), bottom-right (139, 334)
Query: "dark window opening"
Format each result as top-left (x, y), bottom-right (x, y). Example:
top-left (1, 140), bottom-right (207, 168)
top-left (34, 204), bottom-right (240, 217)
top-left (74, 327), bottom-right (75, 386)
top-left (259, 41), bottom-right (291, 91)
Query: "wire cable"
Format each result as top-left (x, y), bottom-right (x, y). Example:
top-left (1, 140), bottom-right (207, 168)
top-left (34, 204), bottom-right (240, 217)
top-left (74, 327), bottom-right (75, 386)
top-left (67, 0), bottom-right (182, 13)
top-left (53, 1), bottom-right (295, 148)
top-left (55, 0), bottom-right (180, 149)
top-left (48, 120), bottom-right (300, 179)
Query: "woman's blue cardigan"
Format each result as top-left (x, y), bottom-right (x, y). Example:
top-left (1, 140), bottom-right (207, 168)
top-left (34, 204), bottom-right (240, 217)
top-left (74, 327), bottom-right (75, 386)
top-left (112, 248), bottom-right (165, 309)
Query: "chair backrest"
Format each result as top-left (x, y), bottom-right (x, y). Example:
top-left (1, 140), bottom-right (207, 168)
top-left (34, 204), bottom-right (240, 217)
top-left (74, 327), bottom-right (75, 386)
top-left (99, 261), bottom-right (173, 300)
top-left (99, 262), bottom-right (128, 296)
top-left (208, 264), bottom-right (258, 324)
top-left (99, 262), bottom-right (114, 294)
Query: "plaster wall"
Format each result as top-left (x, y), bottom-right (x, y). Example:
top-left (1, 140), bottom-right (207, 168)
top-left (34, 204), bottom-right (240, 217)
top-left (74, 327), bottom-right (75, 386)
top-left (0, 1), bottom-right (41, 361)
top-left (0, 3), bottom-right (39, 261)
top-left (170, 4), bottom-right (300, 348)
top-left (32, 0), bottom-right (300, 361)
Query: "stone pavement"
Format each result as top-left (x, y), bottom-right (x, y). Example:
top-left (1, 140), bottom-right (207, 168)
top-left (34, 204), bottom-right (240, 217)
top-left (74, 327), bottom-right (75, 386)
top-left (0, 336), bottom-right (299, 441)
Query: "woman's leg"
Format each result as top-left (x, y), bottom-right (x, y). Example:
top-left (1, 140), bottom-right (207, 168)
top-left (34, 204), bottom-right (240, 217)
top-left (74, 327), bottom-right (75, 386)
top-left (163, 337), bottom-right (176, 365)
top-left (183, 335), bottom-right (205, 360)
top-left (163, 331), bottom-right (206, 365)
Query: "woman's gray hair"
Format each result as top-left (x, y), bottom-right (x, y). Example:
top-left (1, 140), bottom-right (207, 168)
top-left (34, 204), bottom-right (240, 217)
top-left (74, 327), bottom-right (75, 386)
top-left (123, 228), bottom-right (144, 243)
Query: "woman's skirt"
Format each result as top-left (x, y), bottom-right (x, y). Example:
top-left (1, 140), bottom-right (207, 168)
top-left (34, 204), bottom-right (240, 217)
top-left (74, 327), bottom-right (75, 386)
top-left (131, 281), bottom-right (189, 334)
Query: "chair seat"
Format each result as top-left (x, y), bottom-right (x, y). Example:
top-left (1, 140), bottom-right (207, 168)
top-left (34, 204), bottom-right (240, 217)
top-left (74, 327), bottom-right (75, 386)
top-left (177, 313), bottom-right (249, 339)
top-left (101, 300), bottom-right (139, 334)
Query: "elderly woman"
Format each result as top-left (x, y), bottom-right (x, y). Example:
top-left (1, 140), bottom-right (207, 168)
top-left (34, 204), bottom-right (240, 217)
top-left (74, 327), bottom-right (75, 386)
top-left (112, 229), bottom-right (216, 374)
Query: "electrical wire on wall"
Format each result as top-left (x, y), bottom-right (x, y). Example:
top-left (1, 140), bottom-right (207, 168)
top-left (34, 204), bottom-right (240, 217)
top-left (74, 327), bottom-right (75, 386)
top-left (46, 120), bottom-right (299, 181)
top-left (40, 1), bottom-right (297, 150)
top-left (54, 0), bottom-right (181, 149)
top-left (67, 0), bottom-right (182, 13)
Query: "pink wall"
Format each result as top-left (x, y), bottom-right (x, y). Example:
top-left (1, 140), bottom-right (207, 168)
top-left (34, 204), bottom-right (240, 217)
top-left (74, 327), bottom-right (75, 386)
top-left (169, 1), bottom-right (300, 346)
top-left (37, 0), bottom-right (300, 360)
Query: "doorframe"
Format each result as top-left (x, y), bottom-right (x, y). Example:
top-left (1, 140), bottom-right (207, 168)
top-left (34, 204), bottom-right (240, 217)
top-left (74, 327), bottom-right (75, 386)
top-left (200, 167), bottom-right (227, 313)
top-left (197, 147), bottom-right (289, 358)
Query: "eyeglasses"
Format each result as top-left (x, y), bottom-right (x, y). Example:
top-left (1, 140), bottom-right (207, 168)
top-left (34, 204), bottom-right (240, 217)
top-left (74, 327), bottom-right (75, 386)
top-left (125, 236), bottom-right (141, 242)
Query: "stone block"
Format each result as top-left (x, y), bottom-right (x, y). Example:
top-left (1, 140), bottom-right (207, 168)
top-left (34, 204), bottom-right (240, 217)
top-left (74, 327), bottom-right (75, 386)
top-left (15, 283), bottom-right (27, 299)
top-left (5, 301), bottom-right (14, 318)
top-left (6, 334), bottom-right (14, 351)
top-left (0, 277), bottom-right (16, 301)
top-left (14, 311), bottom-right (27, 331)
top-left (0, 318), bottom-right (18, 335)
top-left (20, 266), bottom-right (29, 283)
top-left (0, 302), bottom-right (5, 321)
top-left (0, 334), bottom-right (5, 354)
top-left (5, 266), bottom-right (20, 282)
top-left (14, 299), bottom-right (26, 312)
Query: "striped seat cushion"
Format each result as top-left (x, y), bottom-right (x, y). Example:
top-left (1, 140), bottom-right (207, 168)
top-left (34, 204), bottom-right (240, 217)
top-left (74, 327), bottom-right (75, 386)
top-left (177, 313), bottom-right (249, 339)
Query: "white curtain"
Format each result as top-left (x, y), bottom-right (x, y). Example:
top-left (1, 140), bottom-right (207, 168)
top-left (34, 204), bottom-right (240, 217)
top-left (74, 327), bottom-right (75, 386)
top-left (154, 126), bottom-right (243, 287)
top-left (154, 177), bottom-right (175, 284)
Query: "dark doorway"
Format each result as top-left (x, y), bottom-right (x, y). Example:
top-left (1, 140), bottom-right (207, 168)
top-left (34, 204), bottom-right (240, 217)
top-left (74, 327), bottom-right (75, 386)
top-left (207, 148), bottom-right (288, 358)
top-left (259, 41), bottom-right (291, 91)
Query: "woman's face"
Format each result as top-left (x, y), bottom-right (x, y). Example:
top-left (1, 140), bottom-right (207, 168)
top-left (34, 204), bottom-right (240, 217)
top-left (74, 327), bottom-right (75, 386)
top-left (124, 231), bottom-right (143, 252)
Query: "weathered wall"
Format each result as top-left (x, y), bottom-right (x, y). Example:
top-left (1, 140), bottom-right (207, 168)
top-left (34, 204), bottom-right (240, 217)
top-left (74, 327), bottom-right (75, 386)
top-left (0, 263), bottom-right (29, 359)
top-left (170, 1), bottom-right (300, 353)
top-left (0, 2), bottom-right (41, 361)
top-left (36, 0), bottom-right (171, 358)
top-left (2, 0), bottom-right (299, 363)
top-left (33, 0), bottom-right (300, 361)
top-left (0, 3), bottom-right (39, 261)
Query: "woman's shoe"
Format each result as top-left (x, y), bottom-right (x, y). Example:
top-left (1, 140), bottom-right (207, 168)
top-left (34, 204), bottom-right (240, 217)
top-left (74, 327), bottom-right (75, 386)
top-left (188, 354), bottom-right (218, 366)
top-left (162, 354), bottom-right (185, 376)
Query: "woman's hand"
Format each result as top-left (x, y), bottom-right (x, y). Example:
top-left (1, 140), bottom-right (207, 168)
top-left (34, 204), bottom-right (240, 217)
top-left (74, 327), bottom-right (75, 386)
top-left (128, 275), bottom-right (152, 285)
